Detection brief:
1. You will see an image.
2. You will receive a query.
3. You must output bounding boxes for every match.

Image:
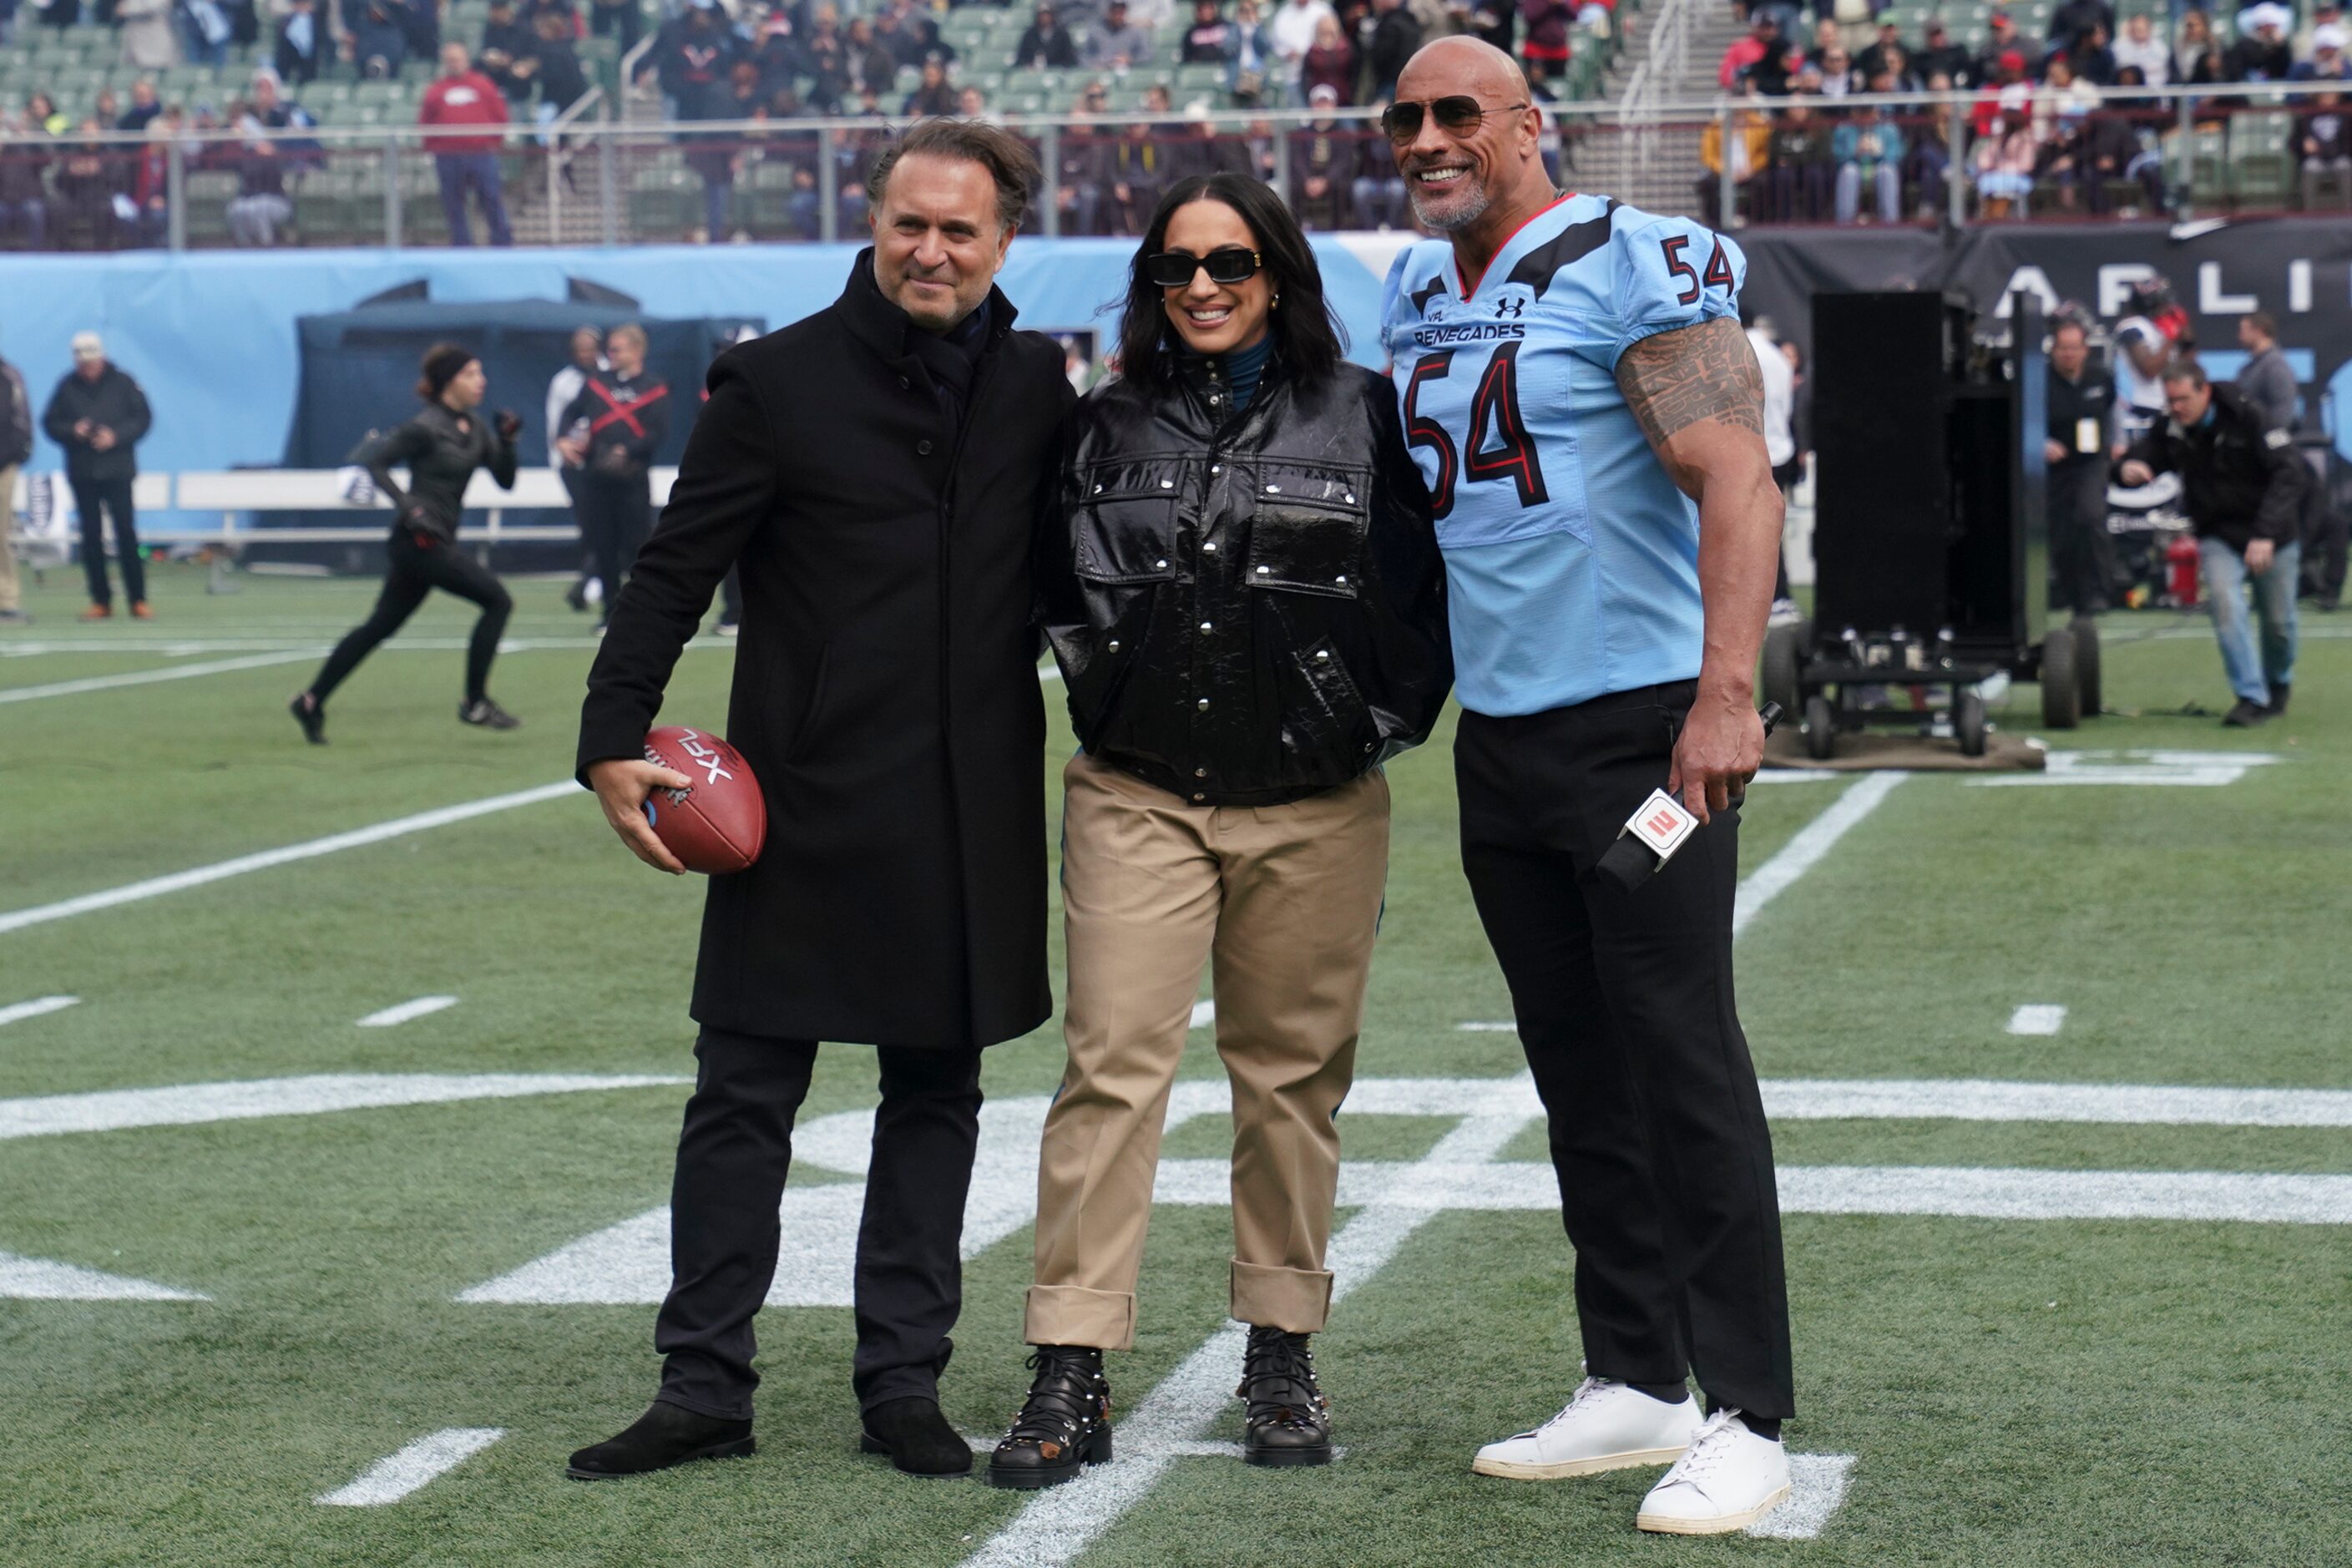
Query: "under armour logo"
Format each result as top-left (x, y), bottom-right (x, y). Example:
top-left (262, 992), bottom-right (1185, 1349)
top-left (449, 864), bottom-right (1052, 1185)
top-left (1495, 296), bottom-right (1527, 320)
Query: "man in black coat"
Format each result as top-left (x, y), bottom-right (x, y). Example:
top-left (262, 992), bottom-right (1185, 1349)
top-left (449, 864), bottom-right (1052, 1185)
top-left (41, 332), bottom-right (153, 620)
top-left (568, 119), bottom-right (1074, 1484)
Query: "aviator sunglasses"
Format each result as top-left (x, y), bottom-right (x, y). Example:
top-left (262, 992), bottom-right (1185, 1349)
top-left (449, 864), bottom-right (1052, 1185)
top-left (1378, 95), bottom-right (1530, 142)
top-left (1143, 246), bottom-right (1263, 288)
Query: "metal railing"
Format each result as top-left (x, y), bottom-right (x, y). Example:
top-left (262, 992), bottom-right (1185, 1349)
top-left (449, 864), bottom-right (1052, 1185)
top-left (0, 81), bottom-right (2340, 255)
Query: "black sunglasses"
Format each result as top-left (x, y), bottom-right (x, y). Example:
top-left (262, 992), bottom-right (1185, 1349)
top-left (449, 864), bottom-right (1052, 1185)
top-left (1379, 95), bottom-right (1529, 142)
top-left (1143, 246), bottom-right (1262, 288)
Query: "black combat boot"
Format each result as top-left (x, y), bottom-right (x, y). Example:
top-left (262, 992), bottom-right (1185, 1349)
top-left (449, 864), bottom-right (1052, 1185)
top-left (1238, 1327), bottom-right (1333, 1468)
top-left (984, 1346), bottom-right (1113, 1490)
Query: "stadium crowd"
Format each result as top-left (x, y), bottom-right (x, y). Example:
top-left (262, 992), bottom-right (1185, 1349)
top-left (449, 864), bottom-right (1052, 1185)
top-left (1707, 0), bottom-right (2352, 221)
top-left (0, 0), bottom-right (2347, 245)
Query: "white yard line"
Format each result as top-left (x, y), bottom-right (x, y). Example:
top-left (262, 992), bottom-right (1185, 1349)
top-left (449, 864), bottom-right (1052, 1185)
top-left (0, 995), bottom-right (79, 1028)
top-left (467, 1072), bottom-right (2352, 1311)
top-left (1732, 771), bottom-right (1908, 938)
top-left (0, 1251), bottom-right (209, 1301)
top-left (1189, 999), bottom-right (1216, 1029)
top-left (316, 1429), bottom-right (506, 1506)
top-left (1750, 1454), bottom-right (1858, 1540)
top-left (963, 1094), bottom-right (1536, 1568)
top-left (0, 1072), bottom-right (687, 1141)
top-left (1455, 1020), bottom-right (1517, 1032)
top-left (2007, 1004), bottom-right (2069, 1036)
top-left (1759, 1077), bottom-right (2352, 1128)
top-left (357, 996), bottom-right (459, 1029)
top-left (1773, 1166), bottom-right (2352, 1226)
top-left (0, 650), bottom-right (318, 704)
top-left (0, 781), bottom-right (578, 937)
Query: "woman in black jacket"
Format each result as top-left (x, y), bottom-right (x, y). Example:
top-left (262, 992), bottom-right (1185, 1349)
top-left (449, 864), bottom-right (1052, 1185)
top-left (989, 172), bottom-right (1449, 1490)
top-left (290, 342), bottom-right (523, 741)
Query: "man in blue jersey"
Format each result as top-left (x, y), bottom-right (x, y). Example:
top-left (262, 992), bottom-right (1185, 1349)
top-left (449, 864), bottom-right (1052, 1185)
top-left (1379, 36), bottom-right (1792, 1536)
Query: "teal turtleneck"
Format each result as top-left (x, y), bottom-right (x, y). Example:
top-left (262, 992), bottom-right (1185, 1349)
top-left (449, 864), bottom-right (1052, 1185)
top-left (1178, 331), bottom-right (1275, 417)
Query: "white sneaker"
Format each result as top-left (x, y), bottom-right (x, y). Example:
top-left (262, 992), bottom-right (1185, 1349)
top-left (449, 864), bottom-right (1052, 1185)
top-left (1636, 1409), bottom-right (1792, 1535)
top-left (1471, 1378), bottom-right (1701, 1480)
top-left (1768, 597), bottom-right (1804, 628)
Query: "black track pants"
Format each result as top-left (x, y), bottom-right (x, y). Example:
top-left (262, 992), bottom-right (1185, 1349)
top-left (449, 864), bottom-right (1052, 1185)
top-left (1454, 681), bottom-right (1795, 1420)
top-left (575, 470), bottom-right (651, 620)
top-left (655, 1027), bottom-right (984, 1420)
top-left (70, 474), bottom-right (143, 607)
top-left (309, 529), bottom-right (512, 706)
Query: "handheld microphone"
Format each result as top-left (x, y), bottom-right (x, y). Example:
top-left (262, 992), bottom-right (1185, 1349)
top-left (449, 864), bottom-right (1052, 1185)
top-left (1593, 702), bottom-right (1783, 893)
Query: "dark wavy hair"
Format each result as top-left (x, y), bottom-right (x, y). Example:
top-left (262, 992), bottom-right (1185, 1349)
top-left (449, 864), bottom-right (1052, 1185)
top-left (1114, 173), bottom-right (1346, 393)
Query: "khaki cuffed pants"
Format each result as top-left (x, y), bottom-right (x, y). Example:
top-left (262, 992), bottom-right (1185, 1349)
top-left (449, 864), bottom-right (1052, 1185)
top-left (1025, 751), bottom-right (1391, 1352)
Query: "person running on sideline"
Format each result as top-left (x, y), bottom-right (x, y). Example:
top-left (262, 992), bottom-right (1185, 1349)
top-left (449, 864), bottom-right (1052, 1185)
top-left (1380, 37), bottom-right (1792, 1535)
top-left (289, 342), bottom-right (523, 741)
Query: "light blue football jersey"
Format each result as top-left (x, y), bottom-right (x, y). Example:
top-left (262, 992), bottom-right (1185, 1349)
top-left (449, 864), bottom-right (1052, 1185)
top-left (1379, 193), bottom-right (1745, 717)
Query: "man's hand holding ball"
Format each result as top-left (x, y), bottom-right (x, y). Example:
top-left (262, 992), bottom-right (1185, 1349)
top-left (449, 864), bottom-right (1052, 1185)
top-left (588, 758), bottom-right (693, 875)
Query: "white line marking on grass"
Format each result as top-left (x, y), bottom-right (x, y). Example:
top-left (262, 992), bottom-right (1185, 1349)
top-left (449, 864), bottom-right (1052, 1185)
top-left (1973, 750), bottom-right (2282, 787)
top-left (2007, 1004), bottom-right (2068, 1036)
top-left (316, 1429), bottom-right (505, 1506)
top-left (0, 781), bottom-right (578, 936)
top-left (0, 637), bottom-right (728, 655)
top-left (0, 1251), bottom-right (210, 1300)
top-left (1773, 1166), bottom-right (2352, 1226)
top-left (1456, 1020), bottom-right (1517, 1032)
top-left (1750, 1454), bottom-right (1857, 1540)
top-left (0, 1072), bottom-right (688, 1141)
top-left (1761, 1078), bottom-right (2352, 1128)
top-left (467, 1072), bottom-right (2352, 1311)
top-left (1732, 771), bottom-right (1907, 938)
top-left (357, 996), bottom-right (458, 1029)
top-left (962, 1092), bottom-right (1537, 1568)
top-left (1189, 999), bottom-right (1216, 1029)
top-left (0, 650), bottom-right (319, 703)
top-left (0, 995), bottom-right (79, 1027)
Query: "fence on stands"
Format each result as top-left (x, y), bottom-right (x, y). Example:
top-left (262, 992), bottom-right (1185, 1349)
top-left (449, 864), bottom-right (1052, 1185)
top-left (0, 81), bottom-right (2343, 252)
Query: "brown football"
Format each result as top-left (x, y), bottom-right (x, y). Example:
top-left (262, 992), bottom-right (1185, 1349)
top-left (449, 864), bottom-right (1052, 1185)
top-left (642, 725), bottom-right (766, 875)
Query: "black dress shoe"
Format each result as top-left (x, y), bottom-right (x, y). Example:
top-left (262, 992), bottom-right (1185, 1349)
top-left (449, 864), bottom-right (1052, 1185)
top-left (2223, 697), bottom-right (2273, 727)
top-left (2269, 682), bottom-right (2291, 716)
top-left (566, 1401), bottom-right (754, 1480)
top-left (984, 1347), bottom-right (1112, 1490)
top-left (860, 1395), bottom-right (972, 1477)
top-left (1238, 1327), bottom-right (1333, 1468)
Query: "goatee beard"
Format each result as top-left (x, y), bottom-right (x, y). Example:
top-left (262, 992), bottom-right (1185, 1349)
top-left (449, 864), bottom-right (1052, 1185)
top-left (1409, 182), bottom-right (1492, 232)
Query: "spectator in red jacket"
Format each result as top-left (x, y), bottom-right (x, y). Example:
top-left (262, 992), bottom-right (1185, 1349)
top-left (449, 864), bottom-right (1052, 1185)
top-left (418, 40), bottom-right (513, 245)
top-left (1520, 0), bottom-right (1574, 84)
top-left (1719, 12), bottom-right (1779, 89)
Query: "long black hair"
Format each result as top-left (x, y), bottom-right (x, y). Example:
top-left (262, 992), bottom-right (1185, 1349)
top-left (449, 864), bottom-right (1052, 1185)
top-left (1114, 172), bottom-right (1347, 393)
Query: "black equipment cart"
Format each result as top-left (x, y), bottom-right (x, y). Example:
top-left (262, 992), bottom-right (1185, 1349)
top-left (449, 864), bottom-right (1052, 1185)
top-left (1763, 290), bottom-right (2100, 759)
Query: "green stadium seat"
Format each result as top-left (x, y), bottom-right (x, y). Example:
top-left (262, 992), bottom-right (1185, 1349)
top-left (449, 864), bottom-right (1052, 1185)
top-left (2229, 109), bottom-right (2294, 207)
top-left (183, 169), bottom-right (238, 245)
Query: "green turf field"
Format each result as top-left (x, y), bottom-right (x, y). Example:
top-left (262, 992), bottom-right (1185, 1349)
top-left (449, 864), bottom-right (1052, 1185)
top-left (3, 561), bottom-right (2347, 1566)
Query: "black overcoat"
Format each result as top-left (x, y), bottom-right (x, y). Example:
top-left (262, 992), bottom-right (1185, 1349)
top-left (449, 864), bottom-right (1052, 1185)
top-left (579, 251), bottom-right (1074, 1050)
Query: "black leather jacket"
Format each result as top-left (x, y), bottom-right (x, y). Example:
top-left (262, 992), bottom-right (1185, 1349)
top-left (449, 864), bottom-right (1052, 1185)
top-left (1040, 356), bottom-right (1450, 806)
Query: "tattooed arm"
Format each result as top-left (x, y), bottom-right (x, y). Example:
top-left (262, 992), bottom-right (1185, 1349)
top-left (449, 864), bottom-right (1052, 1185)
top-left (1616, 315), bottom-right (1783, 822)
